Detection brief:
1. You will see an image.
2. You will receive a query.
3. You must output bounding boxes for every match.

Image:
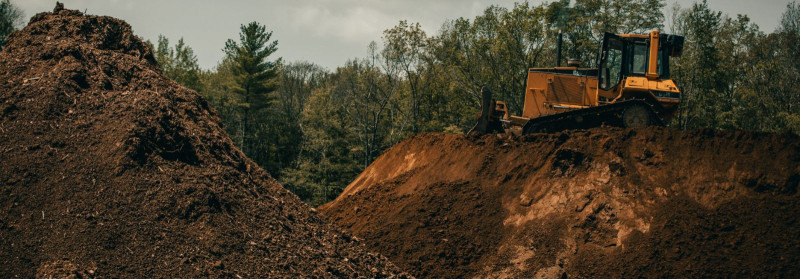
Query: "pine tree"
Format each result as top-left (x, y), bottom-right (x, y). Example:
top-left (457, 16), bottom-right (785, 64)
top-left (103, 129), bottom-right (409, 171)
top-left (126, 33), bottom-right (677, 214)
top-left (223, 22), bottom-right (280, 154)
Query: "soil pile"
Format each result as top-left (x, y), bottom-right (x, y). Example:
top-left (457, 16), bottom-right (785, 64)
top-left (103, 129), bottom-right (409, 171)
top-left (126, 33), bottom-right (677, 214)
top-left (320, 128), bottom-right (800, 278)
top-left (0, 5), bottom-right (406, 278)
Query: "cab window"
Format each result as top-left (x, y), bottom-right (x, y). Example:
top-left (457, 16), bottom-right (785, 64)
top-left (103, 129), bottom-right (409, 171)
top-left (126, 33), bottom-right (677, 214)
top-left (631, 43), bottom-right (648, 74)
top-left (600, 37), bottom-right (623, 90)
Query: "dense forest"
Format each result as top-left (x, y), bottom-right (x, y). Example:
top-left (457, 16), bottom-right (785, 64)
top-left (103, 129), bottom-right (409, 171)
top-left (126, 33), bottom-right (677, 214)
top-left (2, 0), bottom-right (799, 205)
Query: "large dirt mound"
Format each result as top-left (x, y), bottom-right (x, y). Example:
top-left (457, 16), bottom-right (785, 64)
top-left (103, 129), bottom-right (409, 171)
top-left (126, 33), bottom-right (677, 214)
top-left (0, 5), bottom-right (406, 278)
top-left (320, 127), bottom-right (800, 278)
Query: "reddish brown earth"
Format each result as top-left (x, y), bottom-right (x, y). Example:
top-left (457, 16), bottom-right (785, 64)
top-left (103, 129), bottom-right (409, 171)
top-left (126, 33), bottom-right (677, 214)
top-left (320, 128), bottom-right (800, 278)
top-left (0, 5), bottom-right (408, 278)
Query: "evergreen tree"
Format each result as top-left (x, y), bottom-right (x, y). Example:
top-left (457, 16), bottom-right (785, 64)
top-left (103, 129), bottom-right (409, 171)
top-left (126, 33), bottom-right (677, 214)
top-left (223, 22), bottom-right (280, 155)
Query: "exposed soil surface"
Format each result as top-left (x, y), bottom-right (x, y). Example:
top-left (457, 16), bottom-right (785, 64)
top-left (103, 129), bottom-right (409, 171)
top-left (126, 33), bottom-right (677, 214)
top-left (320, 128), bottom-right (800, 278)
top-left (0, 5), bottom-right (407, 278)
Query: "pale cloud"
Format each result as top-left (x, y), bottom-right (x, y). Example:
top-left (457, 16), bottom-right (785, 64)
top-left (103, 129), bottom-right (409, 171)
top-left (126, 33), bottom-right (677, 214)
top-left (290, 5), bottom-right (394, 41)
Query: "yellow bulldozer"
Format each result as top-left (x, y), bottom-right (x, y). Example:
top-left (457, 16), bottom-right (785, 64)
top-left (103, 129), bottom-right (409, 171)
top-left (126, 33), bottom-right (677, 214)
top-left (471, 30), bottom-right (685, 135)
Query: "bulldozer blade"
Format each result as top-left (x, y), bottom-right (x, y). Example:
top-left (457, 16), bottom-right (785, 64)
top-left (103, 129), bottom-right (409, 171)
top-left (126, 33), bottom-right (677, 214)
top-left (468, 87), bottom-right (504, 135)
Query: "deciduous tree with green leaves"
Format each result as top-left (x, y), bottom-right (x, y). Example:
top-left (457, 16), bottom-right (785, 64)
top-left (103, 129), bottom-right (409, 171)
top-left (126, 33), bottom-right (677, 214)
top-left (153, 35), bottom-right (201, 91)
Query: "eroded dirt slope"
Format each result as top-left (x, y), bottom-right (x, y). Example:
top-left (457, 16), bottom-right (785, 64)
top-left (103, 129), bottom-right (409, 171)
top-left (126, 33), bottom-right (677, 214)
top-left (321, 128), bottom-right (800, 278)
top-left (0, 5), bottom-right (406, 278)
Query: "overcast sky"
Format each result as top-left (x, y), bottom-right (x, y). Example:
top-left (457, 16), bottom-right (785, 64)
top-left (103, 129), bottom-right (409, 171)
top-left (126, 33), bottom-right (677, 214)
top-left (14, 0), bottom-right (795, 70)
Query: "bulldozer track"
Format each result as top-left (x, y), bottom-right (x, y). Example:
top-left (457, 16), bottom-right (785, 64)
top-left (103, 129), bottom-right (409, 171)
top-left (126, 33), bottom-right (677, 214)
top-left (522, 100), bottom-right (663, 134)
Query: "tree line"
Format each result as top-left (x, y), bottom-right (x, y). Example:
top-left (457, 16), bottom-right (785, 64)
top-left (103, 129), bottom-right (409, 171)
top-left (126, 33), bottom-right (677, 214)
top-left (2, 0), bottom-right (798, 206)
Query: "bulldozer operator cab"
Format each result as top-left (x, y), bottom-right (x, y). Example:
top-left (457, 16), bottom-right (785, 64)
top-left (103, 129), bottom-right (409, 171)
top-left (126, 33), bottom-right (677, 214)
top-left (598, 31), bottom-right (684, 91)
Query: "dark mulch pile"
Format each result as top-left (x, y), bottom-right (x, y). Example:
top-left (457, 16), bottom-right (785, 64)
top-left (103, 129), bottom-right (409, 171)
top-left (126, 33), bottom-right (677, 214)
top-left (0, 4), bottom-right (407, 278)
